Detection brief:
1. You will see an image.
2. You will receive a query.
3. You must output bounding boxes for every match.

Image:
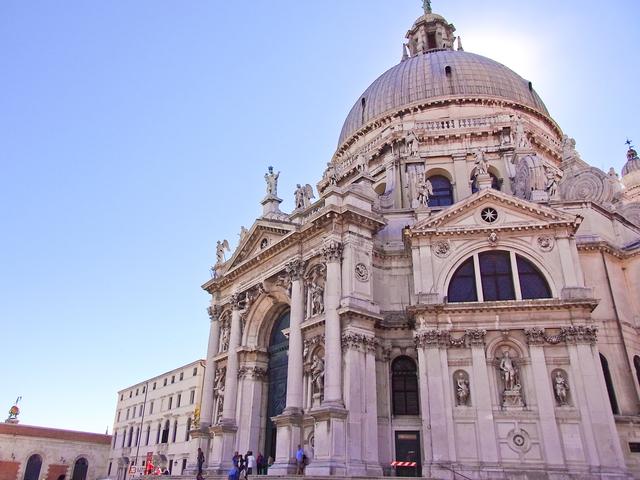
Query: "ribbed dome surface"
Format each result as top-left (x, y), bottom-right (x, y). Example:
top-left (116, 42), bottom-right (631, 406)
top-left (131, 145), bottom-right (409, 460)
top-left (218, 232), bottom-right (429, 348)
top-left (338, 50), bottom-right (550, 147)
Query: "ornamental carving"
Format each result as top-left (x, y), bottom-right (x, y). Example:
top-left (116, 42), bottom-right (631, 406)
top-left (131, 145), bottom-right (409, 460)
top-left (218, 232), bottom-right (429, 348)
top-left (559, 166), bottom-right (622, 207)
top-left (229, 293), bottom-right (242, 310)
top-left (496, 348), bottom-right (524, 407)
top-left (524, 326), bottom-right (595, 345)
top-left (238, 366), bottom-right (268, 380)
top-left (285, 258), bottom-right (306, 281)
top-left (310, 354), bottom-right (325, 398)
top-left (213, 367), bottom-right (226, 424)
top-left (465, 328), bottom-right (487, 346)
top-left (413, 328), bottom-right (486, 348)
top-left (354, 263), bottom-right (369, 282)
top-left (303, 334), bottom-right (325, 359)
top-left (414, 329), bottom-right (449, 348)
top-left (488, 231), bottom-right (499, 246)
top-left (433, 240), bottom-right (451, 258)
top-left (207, 305), bottom-right (222, 321)
top-left (218, 316), bottom-right (230, 353)
top-left (341, 332), bottom-right (376, 351)
top-left (537, 235), bottom-right (554, 252)
top-left (322, 240), bottom-right (343, 263)
top-left (512, 154), bottom-right (546, 201)
top-left (561, 325), bottom-right (597, 344)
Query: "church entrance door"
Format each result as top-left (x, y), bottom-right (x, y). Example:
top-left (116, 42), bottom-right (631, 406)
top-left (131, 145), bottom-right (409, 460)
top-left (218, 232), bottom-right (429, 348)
top-left (394, 431), bottom-right (421, 477)
top-left (264, 310), bottom-right (290, 460)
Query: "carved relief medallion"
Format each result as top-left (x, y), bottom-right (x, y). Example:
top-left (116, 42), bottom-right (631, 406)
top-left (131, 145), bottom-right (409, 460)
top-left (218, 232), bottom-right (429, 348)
top-left (354, 262), bottom-right (369, 282)
top-left (537, 235), bottom-right (555, 252)
top-left (433, 240), bottom-right (451, 258)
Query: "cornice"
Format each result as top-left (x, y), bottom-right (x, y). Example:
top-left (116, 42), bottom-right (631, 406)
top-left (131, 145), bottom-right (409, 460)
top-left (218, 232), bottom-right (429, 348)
top-left (408, 298), bottom-right (599, 315)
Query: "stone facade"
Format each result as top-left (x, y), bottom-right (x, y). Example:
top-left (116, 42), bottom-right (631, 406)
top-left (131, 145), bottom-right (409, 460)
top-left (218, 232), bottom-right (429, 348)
top-left (0, 423), bottom-right (110, 480)
top-left (107, 360), bottom-right (205, 479)
top-left (194, 5), bottom-right (640, 480)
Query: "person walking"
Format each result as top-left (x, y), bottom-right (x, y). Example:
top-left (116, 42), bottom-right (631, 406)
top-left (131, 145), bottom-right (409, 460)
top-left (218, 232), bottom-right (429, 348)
top-left (245, 451), bottom-right (255, 480)
top-left (295, 445), bottom-right (305, 475)
top-left (255, 453), bottom-right (264, 475)
top-left (197, 448), bottom-right (205, 475)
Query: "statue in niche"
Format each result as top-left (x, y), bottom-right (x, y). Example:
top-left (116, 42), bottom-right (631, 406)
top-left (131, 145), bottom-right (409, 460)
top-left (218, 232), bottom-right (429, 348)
top-left (310, 281), bottom-right (324, 316)
top-left (415, 173), bottom-right (433, 207)
top-left (553, 371), bottom-right (570, 406)
top-left (311, 354), bottom-right (325, 396)
top-left (219, 322), bottom-right (230, 353)
top-left (498, 350), bottom-right (524, 407)
top-left (216, 240), bottom-right (230, 264)
top-left (455, 371), bottom-right (470, 406)
top-left (355, 153), bottom-right (367, 173)
top-left (213, 368), bottom-right (225, 424)
top-left (264, 166), bottom-right (280, 196)
top-left (405, 131), bottom-right (420, 158)
top-left (294, 184), bottom-right (315, 209)
top-left (474, 149), bottom-right (489, 176)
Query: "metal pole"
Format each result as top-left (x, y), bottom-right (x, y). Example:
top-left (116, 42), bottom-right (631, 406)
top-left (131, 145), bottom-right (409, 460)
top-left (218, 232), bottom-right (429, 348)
top-left (133, 382), bottom-right (149, 475)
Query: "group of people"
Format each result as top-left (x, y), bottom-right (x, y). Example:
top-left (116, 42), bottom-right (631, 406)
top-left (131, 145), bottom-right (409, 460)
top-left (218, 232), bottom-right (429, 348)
top-left (229, 451), bottom-right (271, 479)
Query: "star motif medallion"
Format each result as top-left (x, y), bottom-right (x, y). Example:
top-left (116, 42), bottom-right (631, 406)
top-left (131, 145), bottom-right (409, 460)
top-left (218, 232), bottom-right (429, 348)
top-left (481, 207), bottom-right (498, 223)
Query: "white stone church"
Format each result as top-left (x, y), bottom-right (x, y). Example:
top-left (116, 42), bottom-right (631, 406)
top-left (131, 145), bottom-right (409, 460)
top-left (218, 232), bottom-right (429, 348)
top-left (191, 3), bottom-right (640, 479)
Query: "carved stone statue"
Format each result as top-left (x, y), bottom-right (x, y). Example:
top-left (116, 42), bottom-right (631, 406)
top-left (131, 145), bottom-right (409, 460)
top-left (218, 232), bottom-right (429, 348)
top-left (415, 173), bottom-right (433, 207)
top-left (216, 240), bottom-right (230, 264)
top-left (499, 350), bottom-right (517, 391)
top-left (294, 184), bottom-right (315, 209)
top-left (474, 149), bottom-right (489, 176)
top-left (513, 115), bottom-right (530, 149)
top-left (311, 354), bottom-right (325, 395)
top-left (213, 368), bottom-right (225, 424)
top-left (239, 226), bottom-right (249, 242)
top-left (498, 350), bottom-right (524, 407)
top-left (405, 131), bottom-right (420, 158)
top-left (553, 371), bottom-right (570, 406)
top-left (561, 135), bottom-right (582, 164)
top-left (219, 322), bottom-right (230, 353)
top-left (310, 281), bottom-right (324, 316)
top-left (264, 166), bottom-right (280, 196)
top-left (545, 167), bottom-right (559, 198)
top-left (455, 372), bottom-right (470, 406)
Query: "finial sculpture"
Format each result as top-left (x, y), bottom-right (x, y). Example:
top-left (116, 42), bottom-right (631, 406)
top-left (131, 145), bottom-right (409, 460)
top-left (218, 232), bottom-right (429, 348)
top-left (5, 396), bottom-right (21, 424)
top-left (422, 0), bottom-right (432, 15)
top-left (264, 166), bottom-right (280, 196)
top-left (216, 240), bottom-right (230, 264)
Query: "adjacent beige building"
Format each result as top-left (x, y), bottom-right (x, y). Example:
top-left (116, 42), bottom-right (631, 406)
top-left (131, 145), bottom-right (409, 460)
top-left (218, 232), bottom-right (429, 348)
top-left (107, 360), bottom-right (205, 480)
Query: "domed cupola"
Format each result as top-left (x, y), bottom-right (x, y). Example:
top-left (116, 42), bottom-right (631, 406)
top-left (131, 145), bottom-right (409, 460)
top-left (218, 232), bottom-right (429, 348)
top-left (622, 140), bottom-right (640, 201)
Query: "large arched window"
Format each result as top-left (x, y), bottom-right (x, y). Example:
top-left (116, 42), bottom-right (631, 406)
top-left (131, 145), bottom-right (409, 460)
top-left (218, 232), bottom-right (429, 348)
top-left (428, 175), bottom-right (454, 207)
top-left (447, 250), bottom-right (551, 302)
top-left (600, 353), bottom-right (619, 414)
top-left (23, 455), bottom-right (42, 480)
top-left (391, 356), bottom-right (419, 415)
top-left (71, 458), bottom-right (88, 480)
top-left (471, 172), bottom-right (501, 193)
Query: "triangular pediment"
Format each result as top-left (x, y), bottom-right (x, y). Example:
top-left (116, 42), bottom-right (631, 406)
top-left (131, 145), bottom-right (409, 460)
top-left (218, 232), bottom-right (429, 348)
top-left (223, 219), bottom-right (297, 272)
top-left (411, 189), bottom-right (580, 234)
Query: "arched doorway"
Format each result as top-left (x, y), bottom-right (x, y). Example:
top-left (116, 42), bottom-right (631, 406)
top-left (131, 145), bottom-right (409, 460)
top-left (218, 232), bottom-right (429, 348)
top-left (23, 455), bottom-right (42, 480)
top-left (264, 310), bottom-right (290, 460)
top-left (71, 458), bottom-right (88, 480)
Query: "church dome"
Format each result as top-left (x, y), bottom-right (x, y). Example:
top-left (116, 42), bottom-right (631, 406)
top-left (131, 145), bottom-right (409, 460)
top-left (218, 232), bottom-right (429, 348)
top-left (337, 49), bottom-right (550, 148)
top-left (622, 146), bottom-right (640, 176)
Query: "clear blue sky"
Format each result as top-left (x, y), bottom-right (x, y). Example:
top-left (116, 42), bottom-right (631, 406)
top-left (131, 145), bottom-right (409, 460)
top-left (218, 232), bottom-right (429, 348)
top-left (2, 0), bottom-right (638, 433)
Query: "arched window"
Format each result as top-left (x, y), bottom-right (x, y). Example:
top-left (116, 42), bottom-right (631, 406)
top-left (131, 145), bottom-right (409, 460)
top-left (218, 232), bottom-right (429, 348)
top-left (127, 426), bottom-right (133, 447)
top-left (600, 353), bottom-right (619, 414)
top-left (71, 458), bottom-right (88, 480)
top-left (428, 175), bottom-right (454, 207)
top-left (447, 250), bottom-right (551, 303)
top-left (392, 356), bottom-right (419, 415)
top-left (161, 420), bottom-right (170, 443)
top-left (23, 455), bottom-right (42, 480)
top-left (447, 257), bottom-right (477, 302)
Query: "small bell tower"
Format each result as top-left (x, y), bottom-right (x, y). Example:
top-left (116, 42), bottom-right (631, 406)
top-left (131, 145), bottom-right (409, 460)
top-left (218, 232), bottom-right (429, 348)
top-left (405, 1), bottom-right (456, 56)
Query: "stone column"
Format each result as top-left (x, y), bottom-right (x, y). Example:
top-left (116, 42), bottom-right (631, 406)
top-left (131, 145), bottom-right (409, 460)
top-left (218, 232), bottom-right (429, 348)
top-left (523, 328), bottom-right (564, 467)
top-left (186, 305), bottom-right (221, 474)
top-left (414, 329), bottom-right (453, 476)
top-left (322, 239), bottom-right (344, 406)
top-left (209, 294), bottom-right (242, 473)
top-left (564, 326), bottom-right (626, 471)
top-left (200, 306), bottom-right (221, 429)
top-left (363, 338), bottom-right (383, 476)
top-left (467, 330), bottom-right (499, 466)
top-left (221, 294), bottom-right (242, 423)
top-left (452, 153), bottom-right (471, 201)
top-left (306, 239), bottom-right (348, 476)
top-left (269, 259), bottom-right (305, 475)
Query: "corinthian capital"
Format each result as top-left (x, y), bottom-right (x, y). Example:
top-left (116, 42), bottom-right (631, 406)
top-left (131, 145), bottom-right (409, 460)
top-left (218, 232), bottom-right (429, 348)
top-left (285, 258), bottom-right (306, 281)
top-left (561, 325), bottom-right (597, 345)
top-left (465, 328), bottom-right (487, 346)
top-left (322, 239), bottom-right (343, 263)
top-left (207, 305), bottom-right (222, 321)
top-left (230, 293), bottom-right (242, 310)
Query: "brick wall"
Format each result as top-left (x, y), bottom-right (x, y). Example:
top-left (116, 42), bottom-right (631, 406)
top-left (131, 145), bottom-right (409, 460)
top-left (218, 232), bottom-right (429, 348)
top-left (0, 461), bottom-right (20, 480)
top-left (45, 464), bottom-right (68, 480)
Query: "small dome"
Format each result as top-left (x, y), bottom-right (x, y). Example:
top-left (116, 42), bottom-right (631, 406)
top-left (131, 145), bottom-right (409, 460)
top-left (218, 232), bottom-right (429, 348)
top-left (622, 147), bottom-right (640, 176)
top-left (337, 50), bottom-right (550, 148)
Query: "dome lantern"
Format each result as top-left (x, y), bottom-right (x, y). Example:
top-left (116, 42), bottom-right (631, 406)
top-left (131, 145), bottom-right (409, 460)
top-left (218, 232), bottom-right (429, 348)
top-left (405, 2), bottom-right (456, 56)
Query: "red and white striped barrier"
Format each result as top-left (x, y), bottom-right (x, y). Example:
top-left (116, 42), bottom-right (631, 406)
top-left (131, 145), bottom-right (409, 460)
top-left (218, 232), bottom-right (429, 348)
top-left (391, 461), bottom-right (417, 467)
